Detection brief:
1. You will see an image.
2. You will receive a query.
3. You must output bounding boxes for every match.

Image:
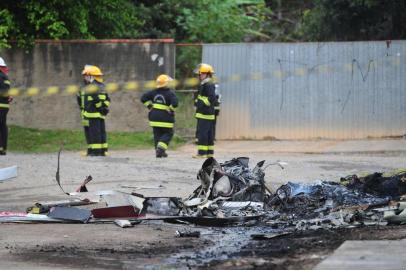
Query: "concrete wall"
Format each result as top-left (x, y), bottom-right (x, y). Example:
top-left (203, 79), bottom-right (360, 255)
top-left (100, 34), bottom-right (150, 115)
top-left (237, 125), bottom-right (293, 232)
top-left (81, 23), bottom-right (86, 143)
top-left (203, 41), bottom-right (406, 139)
top-left (2, 39), bottom-right (175, 131)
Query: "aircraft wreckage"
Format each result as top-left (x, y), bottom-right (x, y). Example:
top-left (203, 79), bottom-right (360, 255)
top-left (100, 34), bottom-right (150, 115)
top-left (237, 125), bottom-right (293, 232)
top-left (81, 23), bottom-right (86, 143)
top-left (1, 156), bottom-right (406, 229)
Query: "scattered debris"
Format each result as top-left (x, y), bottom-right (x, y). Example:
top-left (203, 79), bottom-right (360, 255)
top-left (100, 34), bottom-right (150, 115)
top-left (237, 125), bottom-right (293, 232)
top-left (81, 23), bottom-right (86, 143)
top-left (92, 205), bottom-right (142, 219)
top-left (251, 231), bottom-right (291, 240)
top-left (341, 170), bottom-right (406, 198)
top-left (27, 199), bottom-right (94, 214)
top-left (0, 211), bottom-right (63, 223)
top-left (180, 157), bottom-right (274, 219)
top-left (175, 229), bottom-right (201, 238)
top-left (384, 202), bottom-right (406, 224)
top-left (0, 165), bottom-right (17, 181)
top-left (114, 219), bottom-right (134, 228)
top-left (2, 153), bottom-right (405, 237)
top-left (48, 206), bottom-right (92, 223)
top-left (76, 175), bottom-right (92, 192)
top-left (119, 184), bottom-right (164, 190)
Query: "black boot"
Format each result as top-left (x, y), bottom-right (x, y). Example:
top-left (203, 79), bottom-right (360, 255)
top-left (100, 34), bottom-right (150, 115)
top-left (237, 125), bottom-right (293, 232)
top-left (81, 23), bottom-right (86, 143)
top-left (156, 148), bottom-right (162, 158)
top-left (161, 149), bottom-right (168, 158)
top-left (156, 147), bottom-right (168, 158)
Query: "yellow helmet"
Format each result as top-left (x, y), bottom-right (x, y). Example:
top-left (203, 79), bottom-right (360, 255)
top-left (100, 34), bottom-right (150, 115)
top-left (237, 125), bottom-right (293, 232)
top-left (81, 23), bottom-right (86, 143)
top-left (156, 74), bottom-right (173, 88)
top-left (82, 65), bottom-right (103, 76)
top-left (194, 63), bottom-right (215, 74)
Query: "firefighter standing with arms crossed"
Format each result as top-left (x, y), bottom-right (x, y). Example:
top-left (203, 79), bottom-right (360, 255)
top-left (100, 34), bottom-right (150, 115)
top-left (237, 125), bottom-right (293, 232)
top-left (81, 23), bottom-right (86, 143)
top-left (193, 63), bottom-right (216, 158)
top-left (79, 65), bottom-right (110, 156)
top-left (0, 57), bottom-right (12, 156)
top-left (141, 74), bottom-right (178, 158)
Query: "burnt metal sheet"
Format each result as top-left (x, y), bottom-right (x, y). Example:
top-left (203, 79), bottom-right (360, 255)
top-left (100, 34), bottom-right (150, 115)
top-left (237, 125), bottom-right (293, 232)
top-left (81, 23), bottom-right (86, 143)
top-left (0, 166), bottom-right (17, 181)
top-left (92, 205), bottom-right (141, 219)
top-left (48, 206), bottom-right (92, 223)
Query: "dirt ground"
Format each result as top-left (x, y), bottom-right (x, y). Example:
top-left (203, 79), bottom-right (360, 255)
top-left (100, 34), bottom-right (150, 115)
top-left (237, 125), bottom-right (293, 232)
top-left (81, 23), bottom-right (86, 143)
top-left (1, 140), bottom-right (406, 269)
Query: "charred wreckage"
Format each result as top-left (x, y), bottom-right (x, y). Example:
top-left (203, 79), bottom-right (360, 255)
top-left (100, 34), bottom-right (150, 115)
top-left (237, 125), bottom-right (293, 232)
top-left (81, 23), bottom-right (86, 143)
top-left (2, 156), bottom-right (406, 230)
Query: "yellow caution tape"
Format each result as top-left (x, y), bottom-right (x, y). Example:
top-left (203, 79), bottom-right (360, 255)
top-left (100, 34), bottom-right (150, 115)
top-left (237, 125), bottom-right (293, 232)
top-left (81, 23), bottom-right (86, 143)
top-left (3, 55), bottom-right (405, 97)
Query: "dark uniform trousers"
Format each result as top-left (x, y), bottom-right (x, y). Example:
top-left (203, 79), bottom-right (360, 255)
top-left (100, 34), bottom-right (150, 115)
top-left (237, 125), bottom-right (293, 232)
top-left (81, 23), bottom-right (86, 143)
top-left (153, 127), bottom-right (173, 150)
top-left (88, 118), bottom-right (107, 155)
top-left (0, 108), bottom-right (8, 151)
top-left (197, 118), bottom-right (214, 156)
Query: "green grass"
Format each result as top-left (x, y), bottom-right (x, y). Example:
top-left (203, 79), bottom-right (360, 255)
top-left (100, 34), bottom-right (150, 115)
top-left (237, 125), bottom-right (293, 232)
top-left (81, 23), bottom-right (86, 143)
top-left (175, 92), bottom-right (197, 131)
top-left (8, 125), bottom-right (186, 153)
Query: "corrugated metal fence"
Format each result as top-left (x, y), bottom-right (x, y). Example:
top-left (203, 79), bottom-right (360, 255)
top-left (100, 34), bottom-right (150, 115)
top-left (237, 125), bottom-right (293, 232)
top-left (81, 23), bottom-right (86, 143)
top-left (203, 41), bottom-right (406, 139)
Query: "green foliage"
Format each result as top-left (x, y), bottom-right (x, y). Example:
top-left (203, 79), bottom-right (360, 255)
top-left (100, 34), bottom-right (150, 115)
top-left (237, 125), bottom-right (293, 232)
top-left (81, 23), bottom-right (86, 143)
top-left (177, 0), bottom-right (252, 43)
top-left (301, 0), bottom-right (406, 41)
top-left (7, 125), bottom-right (185, 153)
top-left (133, 0), bottom-right (191, 39)
top-left (174, 92), bottom-right (197, 138)
top-left (1, 0), bottom-right (405, 49)
top-left (175, 45), bottom-right (202, 81)
top-left (0, 9), bottom-right (13, 48)
top-left (0, 0), bottom-right (143, 49)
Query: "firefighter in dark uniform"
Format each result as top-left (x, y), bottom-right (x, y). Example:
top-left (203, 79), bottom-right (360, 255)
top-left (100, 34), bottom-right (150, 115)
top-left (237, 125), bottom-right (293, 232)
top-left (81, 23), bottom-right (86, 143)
top-left (141, 74), bottom-right (178, 158)
top-left (80, 65), bottom-right (110, 156)
top-left (194, 82), bottom-right (221, 142)
top-left (0, 57), bottom-right (12, 156)
top-left (77, 68), bottom-right (90, 154)
top-left (193, 63), bottom-right (216, 158)
top-left (213, 83), bottom-right (221, 141)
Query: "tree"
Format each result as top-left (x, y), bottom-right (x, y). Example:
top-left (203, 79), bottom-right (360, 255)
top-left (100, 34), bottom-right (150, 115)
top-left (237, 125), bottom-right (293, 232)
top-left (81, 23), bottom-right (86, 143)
top-left (176, 0), bottom-right (252, 43)
top-left (301, 0), bottom-right (406, 41)
top-left (0, 0), bottom-right (143, 49)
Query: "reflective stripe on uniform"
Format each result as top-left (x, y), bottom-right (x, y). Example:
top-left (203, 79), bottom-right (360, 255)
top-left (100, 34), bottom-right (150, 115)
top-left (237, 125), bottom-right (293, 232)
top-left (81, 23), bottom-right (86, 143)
top-left (149, 121), bottom-right (174, 128)
top-left (95, 102), bottom-right (102, 108)
top-left (89, 143), bottom-right (103, 149)
top-left (169, 105), bottom-right (177, 111)
top-left (98, 94), bottom-right (106, 100)
top-left (157, 141), bottom-right (168, 150)
top-left (80, 92), bottom-right (85, 109)
top-left (0, 104), bottom-right (10, 108)
top-left (102, 143), bottom-right (108, 148)
top-left (197, 95), bottom-right (210, 106)
top-left (81, 119), bottom-right (89, 126)
top-left (4, 80), bottom-right (10, 85)
top-left (152, 103), bottom-right (170, 110)
top-left (214, 106), bottom-right (220, 110)
top-left (83, 111), bottom-right (105, 119)
top-left (198, 145), bottom-right (209, 151)
top-left (195, 113), bottom-right (215, 120)
top-left (144, 101), bottom-right (152, 107)
top-left (208, 145), bottom-right (214, 150)
top-left (104, 101), bottom-right (110, 106)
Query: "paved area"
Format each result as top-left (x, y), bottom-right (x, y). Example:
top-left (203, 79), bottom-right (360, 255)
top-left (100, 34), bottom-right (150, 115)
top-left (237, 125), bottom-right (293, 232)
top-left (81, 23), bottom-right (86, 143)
top-left (212, 138), bottom-right (406, 154)
top-left (315, 240), bottom-right (406, 270)
top-left (1, 139), bottom-right (406, 269)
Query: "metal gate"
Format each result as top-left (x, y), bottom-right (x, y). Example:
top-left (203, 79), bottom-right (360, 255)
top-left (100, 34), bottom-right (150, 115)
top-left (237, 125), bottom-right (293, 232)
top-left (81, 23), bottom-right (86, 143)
top-left (203, 41), bottom-right (406, 139)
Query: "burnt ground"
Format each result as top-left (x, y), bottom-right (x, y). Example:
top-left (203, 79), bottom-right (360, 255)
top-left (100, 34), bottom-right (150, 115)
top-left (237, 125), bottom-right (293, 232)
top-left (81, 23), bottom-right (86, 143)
top-left (203, 225), bottom-right (406, 270)
top-left (2, 223), bottom-right (406, 270)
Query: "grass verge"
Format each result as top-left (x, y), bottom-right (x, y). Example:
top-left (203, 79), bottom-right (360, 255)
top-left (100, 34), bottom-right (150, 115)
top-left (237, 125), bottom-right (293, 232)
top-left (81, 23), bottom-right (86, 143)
top-left (7, 125), bottom-right (186, 153)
